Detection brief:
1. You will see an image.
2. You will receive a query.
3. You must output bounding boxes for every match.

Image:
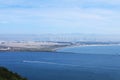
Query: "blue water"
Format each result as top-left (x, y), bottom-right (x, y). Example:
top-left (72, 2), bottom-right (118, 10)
top-left (0, 46), bottom-right (120, 80)
top-left (58, 45), bottom-right (120, 54)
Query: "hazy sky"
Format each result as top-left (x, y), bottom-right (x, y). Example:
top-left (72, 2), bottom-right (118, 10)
top-left (0, 0), bottom-right (120, 34)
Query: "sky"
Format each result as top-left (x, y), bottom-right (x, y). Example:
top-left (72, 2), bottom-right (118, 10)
top-left (0, 0), bottom-right (120, 34)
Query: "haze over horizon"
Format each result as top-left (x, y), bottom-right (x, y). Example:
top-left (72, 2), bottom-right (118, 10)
top-left (0, 0), bottom-right (120, 35)
top-left (0, 34), bottom-right (120, 42)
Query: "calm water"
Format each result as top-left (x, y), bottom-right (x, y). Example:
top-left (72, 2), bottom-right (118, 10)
top-left (0, 45), bottom-right (120, 80)
top-left (58, 45), bottom-right (120, 54)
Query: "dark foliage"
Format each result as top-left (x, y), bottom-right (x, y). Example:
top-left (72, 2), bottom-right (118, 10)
top-left (0, 67), bottom-right (27, 80)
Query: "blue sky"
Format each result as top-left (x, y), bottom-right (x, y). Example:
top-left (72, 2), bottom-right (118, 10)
top-left (0, 0), bottom-right (120, 34)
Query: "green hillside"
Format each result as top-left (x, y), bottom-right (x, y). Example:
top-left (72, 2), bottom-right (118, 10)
top-left (0, 67), bottom-right (27, 80)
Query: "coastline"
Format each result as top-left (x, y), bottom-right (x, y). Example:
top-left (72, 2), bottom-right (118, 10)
top-left (55, 44), bottom-right (120, 51)
top-left (0, 41), bottom-right (119, 52)
top-left (0, 44), bottom-right (119, 52)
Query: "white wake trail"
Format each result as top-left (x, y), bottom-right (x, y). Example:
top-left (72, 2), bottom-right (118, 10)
top-left (23, 60), bottom-right (80, 67)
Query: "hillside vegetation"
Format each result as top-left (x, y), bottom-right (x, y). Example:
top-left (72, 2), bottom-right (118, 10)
top-left (0, 67), bottom-right (27, 80)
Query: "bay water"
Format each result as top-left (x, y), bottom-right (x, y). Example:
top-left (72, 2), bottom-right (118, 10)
top-left (0, 45), bottom-right (120, 80)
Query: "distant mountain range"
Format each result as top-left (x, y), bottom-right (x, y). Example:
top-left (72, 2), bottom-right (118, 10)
top-left (0, 34), bottom-right (120, 42)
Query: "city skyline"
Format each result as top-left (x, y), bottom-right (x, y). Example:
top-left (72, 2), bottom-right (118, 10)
top-left (0, 0), bottom-right (120, 35)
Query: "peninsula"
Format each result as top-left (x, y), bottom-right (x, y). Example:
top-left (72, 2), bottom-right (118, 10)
top-left (0, 41), bottom-right (72, 52)
top-left (0, 41), bottom-right (119, 52)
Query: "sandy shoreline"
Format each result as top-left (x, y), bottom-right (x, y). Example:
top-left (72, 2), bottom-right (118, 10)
top-left (0, 41), bottom-right (119, 52)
